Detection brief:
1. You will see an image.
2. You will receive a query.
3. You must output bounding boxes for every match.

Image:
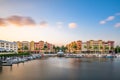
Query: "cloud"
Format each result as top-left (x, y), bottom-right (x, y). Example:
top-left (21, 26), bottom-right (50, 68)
top-left (0, 18), bottom-right (7, 27)
top-left (106, 16), bottom-right (115, 21)
top-left (68, 23), bottom-right (77, 29)
top-left (40, 21), bottom-right (48, 28)
top-left (6, 15), bottom-right (23, 26)
top-left (22, 17), bottom-right (36, 26)
top-left (115, 23), bottom-right (120, 28)
top-left (99, 16), bottom-right (115, 24)
top-left (6, 15), bottom-right (36, 27)
top-left (99, 20), bottom-right (106, 24)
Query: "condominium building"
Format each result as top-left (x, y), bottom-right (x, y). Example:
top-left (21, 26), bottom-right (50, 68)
top-left (84, 40), bottom-right (114, 53)
top-left (0, 40), bottom-right (18, 52)
top-left (30, 41), bottom-right (35, 51)
top-left (66, 40), bottom-right (82, 53)
top-left (81, 42), bottom-right (87, 52)
top-left (67, 40), bottom-right (114, 53)
top-left (17, 41), bottom-right (30, 52)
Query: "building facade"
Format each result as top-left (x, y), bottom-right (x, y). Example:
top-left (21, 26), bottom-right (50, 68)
top-left (66, 40), bottom-right (82, 53)
top-left (86, 40), bottom-right (114, 53)
top-left (17, 41), bottom-right (54, 53)
top-left (67, 40), bottom-right (115, 53)
top-left (0, 40), bottom-right (18, 53)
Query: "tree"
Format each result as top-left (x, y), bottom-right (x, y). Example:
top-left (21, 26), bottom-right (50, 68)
top-left (89, 46), bottom-right (92, 53)
top-left (100, 46), bottom-right (103, 53)
top-left (115, 46), bottom-right (120, 53)
top-left (53, 45), bottom-right (56, 53)
top-left (83, 45), bottom-right (87, 53)
top-left (56, 46), bottom-right (60, 52)
top-left (110, 46), bottom-right (114, 53)
top-left (105, 46), bottom-right (109, 53)
top-left (72, 43), bottom-right (77, 53)
top-left (61, 45), bottom-right (67, 53)
top-left (23, 46), bottom-right (28, 50)
top-left (84, 45), bottom-right (87, 49)
top-left (44, 44), bottom-right (48, 54)
top-left (94, 46), bottom-right (98, 53)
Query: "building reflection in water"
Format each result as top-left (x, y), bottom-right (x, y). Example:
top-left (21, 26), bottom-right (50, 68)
top-left (0, 66), bottom-right (2, 74)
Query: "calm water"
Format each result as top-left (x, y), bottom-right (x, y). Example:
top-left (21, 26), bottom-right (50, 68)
top-left (0, 57), bottom-right (120, 80)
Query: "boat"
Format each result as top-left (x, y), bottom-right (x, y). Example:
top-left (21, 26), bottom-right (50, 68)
top-left (57, 50), bottom-right (64, 57)
top-left (2, 60), bottom-right (12, 66)
top-left (106, 54), bottom-right (114, 58)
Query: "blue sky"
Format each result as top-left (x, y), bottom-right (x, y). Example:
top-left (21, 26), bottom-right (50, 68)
top-left (0, 0), bottom-right (120, 45)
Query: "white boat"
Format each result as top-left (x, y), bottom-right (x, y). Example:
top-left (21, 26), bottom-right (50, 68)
top-left (2, 60), bottom-right (12, 66)
top-left (57, 50), bottom-right (64, 57)
top-left (106, 54), bottom-right (114, 58)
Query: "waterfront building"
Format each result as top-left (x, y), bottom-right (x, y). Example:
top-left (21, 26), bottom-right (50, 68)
top-left (45, 42), bottom-right (54, 53)
top-left (86, 40), bottom-right (114, 53)
top-left (30, 41), bottom-right (35, 52)
top-left (66, 40), bottom-right (82, 53)
top-left (67, 40), bottom-right (114, 53)
top-left (76, 40), bottom-right (82, 53)
top-left (17, 40), bottom-right (54, 53)
top-left (17, 41), bottom-right (30, 52)
top-left (17, 41), bottom-right (22, 50)
top-left (0, 40), bottom-right (18, 53)
top-left (81, 42), bottom-right (87, 53)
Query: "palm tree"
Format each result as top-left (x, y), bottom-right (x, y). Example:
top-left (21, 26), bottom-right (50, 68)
top-left (84, 45), bottom-right (87, 53)
top-left (72, 43), bottom-right (77, 53)
top-left (94, 46), bottom-right (98, 53)
top-left (55, 46), bottom-right (60, 52)
top-left (115, 46), bottom-right (120, 53)
top-left (44, 44), bottom-right (47, 54)
top-left (100, 46), bottom-right (103, 53)
top-left (89, 46), bottom-right (92, 53)
top-left (105, 46), bottom-right (109, 54)
top-left (24, 46), bottom-right (28, 50)
top-left (53, 45), bottom-right (56, 53)
top-left (110, 46), bottom-right (114, 53)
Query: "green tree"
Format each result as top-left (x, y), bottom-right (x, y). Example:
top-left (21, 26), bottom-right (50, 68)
top-left (61, 45), bottom-right (67, 53)
top-left (44, 44), bottom-right (48, 54)
top-left (53, 45), bottom-right (56, 53)
top-left (115, 46), bottom-right (120, 53)
top-left (94, 46), bottom-right (98, 53)
top-left (100, 46), bottom-right (103, 53)
top-left (56, 46), bottom-right (60, 52)
top-left (105, 46), bottom-right (109, 53)
top-left (72, 43), bottom-right (77, 53)
top-left (84, 45), bottom-right (87, 53)
top-left (89, 46), bottom-right (92, 53)
top-left (24, 46), bottom-right (28, 50)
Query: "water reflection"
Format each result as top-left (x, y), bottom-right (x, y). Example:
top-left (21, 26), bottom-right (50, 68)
top-left (0, 57), bottom-right (120, 80)
top-left (0, 66), bottom-right (2, 74)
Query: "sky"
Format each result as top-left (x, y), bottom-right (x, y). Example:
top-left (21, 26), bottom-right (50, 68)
top-left (0, 0), bottom-right (120, 46)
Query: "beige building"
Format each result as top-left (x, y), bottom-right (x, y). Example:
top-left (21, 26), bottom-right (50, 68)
top-left (0, 40), bottom-right (18, 53)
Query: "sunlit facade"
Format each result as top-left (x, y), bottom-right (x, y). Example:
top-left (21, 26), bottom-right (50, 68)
top-left (0, 40), bottom-right (18, 53)
top-left (67, 40), bottom-right (114, 53)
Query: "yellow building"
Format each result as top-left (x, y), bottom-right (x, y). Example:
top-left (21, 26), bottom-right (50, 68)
top-left (17, 41), bottom-right (22, 50)
top-left (30, 41), bottom-right (35, 51)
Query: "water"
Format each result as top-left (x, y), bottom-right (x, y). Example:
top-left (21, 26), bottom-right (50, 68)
top-left (0, 57), bottom-right (120, 80)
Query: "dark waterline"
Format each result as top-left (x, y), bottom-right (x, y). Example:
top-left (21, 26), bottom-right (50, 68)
top-left (0, 57), bottom-right (120, 80)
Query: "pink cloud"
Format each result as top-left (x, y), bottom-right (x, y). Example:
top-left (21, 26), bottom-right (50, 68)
top-left (0, 18), bottom-right (7, 27)
top-left (40, 21), bottom-right (48, 28)
top-left (99, 20), bottom-right (106, 24)
top-left (115, 23), bottom-right (120, 28)
top-left (106, 16), bottom-right (115, 21)
top-left (68, 23), bottom-right (77, 29)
